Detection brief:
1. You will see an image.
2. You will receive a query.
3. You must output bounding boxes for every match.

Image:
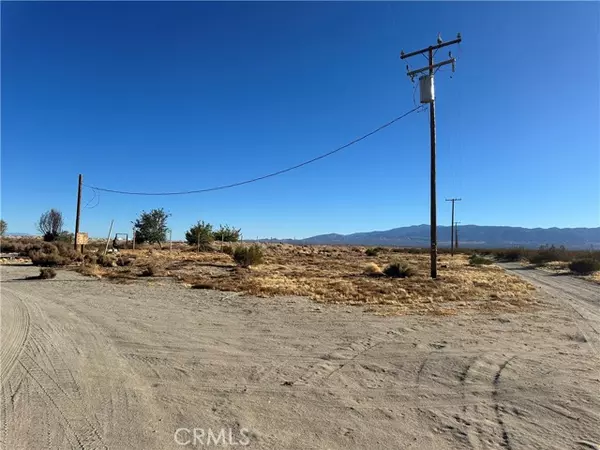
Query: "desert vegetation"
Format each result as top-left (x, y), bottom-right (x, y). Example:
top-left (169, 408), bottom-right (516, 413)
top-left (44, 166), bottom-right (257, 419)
top-left (3, 231), bottom-right (599, 310)
top-left (133, 208), bottom-right (170, 247)
top-left (36, 242), bottom-right (537, 315)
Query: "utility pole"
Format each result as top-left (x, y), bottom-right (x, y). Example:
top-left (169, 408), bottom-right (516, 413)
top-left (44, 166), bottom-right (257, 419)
top-left (454, 221), bottom-right (461, 250)
top-left (445, 198), bottom-right (461, 255)
top-left (74, 174), bottom-right (83, 251)
top-left (401, 33), bottom-right (461, 278)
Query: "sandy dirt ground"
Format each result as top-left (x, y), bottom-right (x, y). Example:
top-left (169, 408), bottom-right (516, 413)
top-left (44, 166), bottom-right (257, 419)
top-left (1, 264), bottom-right (598, 450)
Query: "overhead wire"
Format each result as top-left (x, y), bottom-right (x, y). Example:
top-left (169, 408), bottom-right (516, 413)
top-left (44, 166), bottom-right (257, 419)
top-left (84, 104), bottom-right (426, 196)
top-left (83, 187), bottom-right (100, 209)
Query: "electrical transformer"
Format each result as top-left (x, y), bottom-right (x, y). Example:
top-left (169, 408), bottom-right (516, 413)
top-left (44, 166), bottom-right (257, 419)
top-left (419, 75), bottom-right (435, 103)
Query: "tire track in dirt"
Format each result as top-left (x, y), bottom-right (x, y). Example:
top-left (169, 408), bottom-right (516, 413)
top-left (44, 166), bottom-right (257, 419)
top-left (0, 290), bottom-right (31, 382)
top-left (502, 264), bottom-right (600, 356)
top-left (1, 286), bottom-right (108, 449)
top-left (292, 329), bottom-right (400, 387)
top-left (493, 356), bottom-right (516, 450)
top-left (14, 335), bottom-right (107, 449)
top-left (0, 290), bottom-right (31, 444)
top-left (457, 356), bottom-right (485, 450)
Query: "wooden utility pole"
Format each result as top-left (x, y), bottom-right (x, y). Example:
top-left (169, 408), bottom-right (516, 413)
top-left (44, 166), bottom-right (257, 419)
top-left (74, 174), bottom-right (83, 251)
top-left (445, 198), bottom-right (461, 255)
top-left (454, 221), bottom-right (461, 250)
top-left (401, 33), bottom-right (462, 278)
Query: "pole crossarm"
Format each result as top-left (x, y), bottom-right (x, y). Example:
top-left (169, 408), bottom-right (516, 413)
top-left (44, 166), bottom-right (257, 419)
top-left (400, 36), bottom-right (462, 60)
top-left (407, 58), bottom-right (456, 78)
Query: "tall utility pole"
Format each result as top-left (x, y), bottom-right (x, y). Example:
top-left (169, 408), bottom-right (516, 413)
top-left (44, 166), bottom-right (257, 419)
top-left (454, 221), bottom-right (461, 250)
top-left (74, 174), bottom-right (83, 251)
top-left (401, 33), bottom-right (461, 279)
top-left (445, 198), bottom-right (461, 255)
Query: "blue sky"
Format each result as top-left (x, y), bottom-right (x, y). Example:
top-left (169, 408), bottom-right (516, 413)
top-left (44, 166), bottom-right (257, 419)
top-left (1, 2), bottom-right (598, 239)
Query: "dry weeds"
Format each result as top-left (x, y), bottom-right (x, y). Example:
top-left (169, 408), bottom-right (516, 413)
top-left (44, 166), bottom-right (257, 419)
top-left (73, 244), bottom-right (538, 315)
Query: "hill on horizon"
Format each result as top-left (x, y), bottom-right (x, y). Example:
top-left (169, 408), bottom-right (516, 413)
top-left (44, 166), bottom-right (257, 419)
top-left (264, 225), bottom-right (600, 249)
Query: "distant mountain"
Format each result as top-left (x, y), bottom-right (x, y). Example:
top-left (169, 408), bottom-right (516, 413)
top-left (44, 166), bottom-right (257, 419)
top-left (263, 225), bottom-right (600, 249)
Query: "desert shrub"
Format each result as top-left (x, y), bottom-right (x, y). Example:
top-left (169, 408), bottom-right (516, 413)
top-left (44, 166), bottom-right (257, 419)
top-left (84, 253), bottom-right (98, 265)
top-left (0, 238), bottom-right (45, 256)
top-left (54, 242), bottom-right (83, 262)
top-left (233, 244), bottom-right (264, 267)
top-left (406, 247), bottom-right (426, 254)
top-left (528, 245), bottom-right (569, 265)
top-left (469, 254), bottom-right (494, 266)
top-left (213, 224), bottom-right (241, 242)
top-left (55, 231), bottom-right (74, 243)
top-left (116, 256), bottom-right (133, 266)
top-left (221, 245), bottom-right (234, 256)
top-left (569, 259), bottom-right (600, 275)
top-left (0, 241), bottom-right (25, 253)
top-left (365, 248), bottom-right (381, 257)
top-left (96, 254), bottom-right (117, 267)
top-left (29, 250), bottom-right (65, 267)
top-left (495, 248), bottom-right (526, 262)
top-left (38, 268), bottom-right (57, 279)
top-left (364, 262), bottom-right (383, 276)
top-left (383, 261), bottom-right (415, 278)
top-left (139, 263), bottom-right (158, 277)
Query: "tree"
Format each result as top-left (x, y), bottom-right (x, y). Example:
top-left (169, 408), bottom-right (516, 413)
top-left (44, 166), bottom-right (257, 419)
top-left (0, 219), bottom-right (6, 236)
top-left (37, 209), bottom-right (64, 241)
top-left (133, 208), bottom-right (170, 247)
top-left (185, 221), bottom-right (214, 248)
top-left (213, 224), bottom-right (241, 242)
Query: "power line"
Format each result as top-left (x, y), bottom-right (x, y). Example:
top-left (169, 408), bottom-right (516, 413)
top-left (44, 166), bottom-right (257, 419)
top-left (84, 105), bottom-right (425, 196)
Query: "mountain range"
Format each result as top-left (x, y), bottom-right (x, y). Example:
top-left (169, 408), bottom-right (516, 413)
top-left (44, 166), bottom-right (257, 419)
top-left (262, 225), bottom-right (600, 249)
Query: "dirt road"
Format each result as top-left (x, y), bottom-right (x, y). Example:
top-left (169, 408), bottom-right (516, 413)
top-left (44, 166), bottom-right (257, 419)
top-left (1, 265), bottom-right (599, 449)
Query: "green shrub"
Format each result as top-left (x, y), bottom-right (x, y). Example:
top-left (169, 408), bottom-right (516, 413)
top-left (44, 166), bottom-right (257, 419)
top-left (185, 220), bottom-right (214, 248)
top-left (233, 244), bottom-right (264, 267)
top-left (383, 261), bottom-right (415, 278)
top-left (213, 224), bottom-right (241, 242)
top-left (38, 268), bottom-right (57, 279)
top-left (133, 208), bottom-right (170, 247)
top-left (469, 254), bottom-right (494, 266)
top-left (569, 259), bottom-right (600, 275)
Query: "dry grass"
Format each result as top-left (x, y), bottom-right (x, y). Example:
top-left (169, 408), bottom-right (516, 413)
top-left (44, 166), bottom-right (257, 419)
top-left (72, 244), bottom-right (538, 315)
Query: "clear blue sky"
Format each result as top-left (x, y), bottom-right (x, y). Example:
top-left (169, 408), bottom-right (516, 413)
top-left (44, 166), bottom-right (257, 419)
top-left (2, 2), bottom-right (599, 239)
